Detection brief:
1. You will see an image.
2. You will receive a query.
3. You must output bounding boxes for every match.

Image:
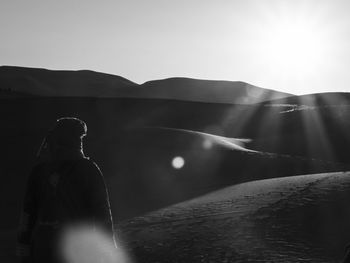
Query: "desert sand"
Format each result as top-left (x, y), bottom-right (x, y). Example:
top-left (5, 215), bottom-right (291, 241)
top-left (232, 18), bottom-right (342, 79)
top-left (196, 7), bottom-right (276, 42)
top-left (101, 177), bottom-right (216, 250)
top-left (117, 172), bottom-right (350, 262)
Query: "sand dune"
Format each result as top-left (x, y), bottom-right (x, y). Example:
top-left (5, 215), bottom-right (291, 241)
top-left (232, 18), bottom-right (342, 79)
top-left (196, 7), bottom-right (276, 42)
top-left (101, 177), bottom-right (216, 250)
top-left (0, 97), bottom-right (347, 229)
top-left (147, 126), bottom-right (255, 152)
top-left (1, 93), bottom-right (349, 262)
top-left (251, 104), bottom-right (350, 163)
top-left (117, 172), bottom-right (350, 262)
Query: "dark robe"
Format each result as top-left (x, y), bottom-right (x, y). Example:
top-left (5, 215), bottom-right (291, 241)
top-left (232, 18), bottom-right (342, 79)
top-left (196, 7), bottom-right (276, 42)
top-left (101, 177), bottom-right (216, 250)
top-left (17, 156), bottom-right (115, 263)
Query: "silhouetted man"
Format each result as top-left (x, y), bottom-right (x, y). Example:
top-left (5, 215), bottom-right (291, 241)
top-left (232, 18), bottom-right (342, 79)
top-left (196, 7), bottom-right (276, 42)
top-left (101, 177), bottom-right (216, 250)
top-left (17, 117), bottom-right (116, 263)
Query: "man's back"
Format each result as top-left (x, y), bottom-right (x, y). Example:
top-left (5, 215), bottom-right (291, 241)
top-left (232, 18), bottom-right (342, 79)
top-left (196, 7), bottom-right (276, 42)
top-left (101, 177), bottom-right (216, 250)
top-left (28, 158), bottom-right (111, 224)
top-left (17, 118), bottom-right (115, 263)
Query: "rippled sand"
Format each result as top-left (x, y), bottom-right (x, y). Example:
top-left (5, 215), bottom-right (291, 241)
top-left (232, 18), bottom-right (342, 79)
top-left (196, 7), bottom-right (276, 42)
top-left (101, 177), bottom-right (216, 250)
top-left (117, 172), bottom-right (350, 263)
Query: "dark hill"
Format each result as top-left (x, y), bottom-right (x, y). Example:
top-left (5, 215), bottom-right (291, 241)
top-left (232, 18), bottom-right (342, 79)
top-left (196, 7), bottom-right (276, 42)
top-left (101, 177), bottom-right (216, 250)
top-left (0, 66), bottom-right (291, 104)
top-left (137, 78), bottom-right (291, 104)
top-left (0, 65), bottom-right (137, 97)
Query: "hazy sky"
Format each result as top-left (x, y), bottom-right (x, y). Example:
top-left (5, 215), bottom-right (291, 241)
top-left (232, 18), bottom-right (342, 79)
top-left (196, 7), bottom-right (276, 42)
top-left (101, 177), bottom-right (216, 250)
top-left (1, 0), bottom-right (350, 94)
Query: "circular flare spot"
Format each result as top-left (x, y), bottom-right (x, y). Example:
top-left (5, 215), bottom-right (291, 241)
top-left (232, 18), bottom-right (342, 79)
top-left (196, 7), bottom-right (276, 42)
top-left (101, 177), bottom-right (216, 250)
top-left (172, 156), bottom-right (185, 169)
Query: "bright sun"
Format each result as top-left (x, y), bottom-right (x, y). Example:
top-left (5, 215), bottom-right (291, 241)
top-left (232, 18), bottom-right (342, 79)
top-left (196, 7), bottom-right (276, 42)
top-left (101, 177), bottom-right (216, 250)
top-left (255, 11), bottom-right (333, 88)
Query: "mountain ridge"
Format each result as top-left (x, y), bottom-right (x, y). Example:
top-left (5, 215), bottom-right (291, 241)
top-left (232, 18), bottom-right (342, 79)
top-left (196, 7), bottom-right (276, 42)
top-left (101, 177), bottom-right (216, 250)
top-left (0, 65), bottom-right (292, 104)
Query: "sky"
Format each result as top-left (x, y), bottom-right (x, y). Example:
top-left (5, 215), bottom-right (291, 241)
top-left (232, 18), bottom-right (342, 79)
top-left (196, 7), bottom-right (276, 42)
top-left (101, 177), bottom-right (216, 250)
top-left (1, 0), bottom-right (350, 95)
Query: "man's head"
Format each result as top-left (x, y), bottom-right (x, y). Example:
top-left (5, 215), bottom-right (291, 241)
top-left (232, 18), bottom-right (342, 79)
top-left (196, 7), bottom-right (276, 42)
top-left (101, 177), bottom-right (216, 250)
top-left (45, 117), bottom-right (87, 159)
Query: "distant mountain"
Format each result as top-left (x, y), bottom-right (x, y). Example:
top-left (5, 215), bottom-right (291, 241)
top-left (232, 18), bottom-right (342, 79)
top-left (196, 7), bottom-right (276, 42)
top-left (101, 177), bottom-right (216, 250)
top-left (137, 78), bottom-right (291, 104)
top-left (0, 66), bottom-right (291, 104)
top-left (0, 66), bottom-right (137, 97)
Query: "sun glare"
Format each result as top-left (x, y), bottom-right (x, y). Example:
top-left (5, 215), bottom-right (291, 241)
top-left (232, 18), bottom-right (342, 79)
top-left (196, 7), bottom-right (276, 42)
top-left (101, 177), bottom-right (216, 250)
top-left (252, 7), bottom-right (335, 93)
top-left (260, 21), bottom-right (329, 74)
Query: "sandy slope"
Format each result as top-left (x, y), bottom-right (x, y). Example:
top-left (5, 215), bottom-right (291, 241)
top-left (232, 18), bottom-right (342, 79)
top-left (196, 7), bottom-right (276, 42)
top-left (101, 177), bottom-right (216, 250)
top-left (151, 127), bottom-right (255, 153)
top-left (117, 172), bottom-right (350, 262)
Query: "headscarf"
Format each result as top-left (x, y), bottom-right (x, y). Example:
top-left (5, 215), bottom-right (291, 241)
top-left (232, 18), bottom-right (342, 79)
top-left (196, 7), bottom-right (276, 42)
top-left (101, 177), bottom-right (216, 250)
top-left (38, 117), bottom-right (87, 160)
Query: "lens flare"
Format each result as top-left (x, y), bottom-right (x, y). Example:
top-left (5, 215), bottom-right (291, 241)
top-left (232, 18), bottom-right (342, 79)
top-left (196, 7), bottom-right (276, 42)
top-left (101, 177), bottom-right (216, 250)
top-left (172, 156), bottom-right (185, 169)
top-left (203, 139), bottom-right (214, 150)
top-left (60, 224), bottom-right (130, 263)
